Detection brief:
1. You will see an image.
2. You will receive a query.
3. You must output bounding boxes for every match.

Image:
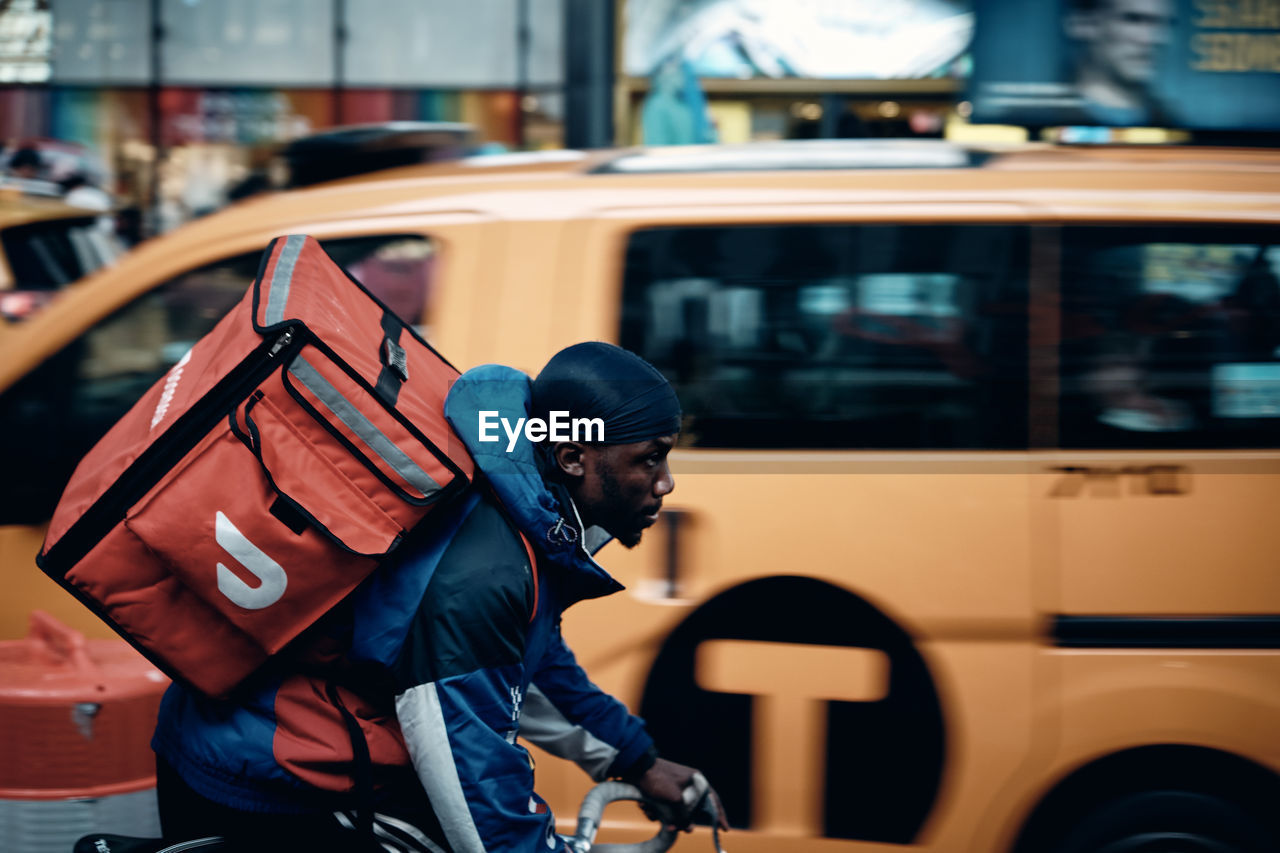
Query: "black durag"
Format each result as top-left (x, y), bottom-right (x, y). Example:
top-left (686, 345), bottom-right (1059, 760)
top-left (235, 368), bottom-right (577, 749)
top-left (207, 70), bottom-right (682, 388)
top-left (531, 342), bottom-right (681, 444)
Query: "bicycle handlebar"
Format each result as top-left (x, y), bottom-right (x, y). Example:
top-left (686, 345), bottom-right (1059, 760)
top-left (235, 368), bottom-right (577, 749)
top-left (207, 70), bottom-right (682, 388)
top-left (569, 773), bottom-right (722, 853)
top-left (570, 780), bottom-right (680, 853)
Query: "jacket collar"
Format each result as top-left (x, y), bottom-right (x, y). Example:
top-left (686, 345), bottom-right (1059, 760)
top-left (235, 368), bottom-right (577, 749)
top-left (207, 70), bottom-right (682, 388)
top-left (443, 364), bottom-right (623, 604)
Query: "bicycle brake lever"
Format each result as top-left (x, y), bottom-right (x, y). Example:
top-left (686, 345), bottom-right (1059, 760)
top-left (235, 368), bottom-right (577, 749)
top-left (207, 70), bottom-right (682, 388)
top-left (686, 773), bottom-right (727, 853)
top-left (648, 773), bottom-right (727, 853)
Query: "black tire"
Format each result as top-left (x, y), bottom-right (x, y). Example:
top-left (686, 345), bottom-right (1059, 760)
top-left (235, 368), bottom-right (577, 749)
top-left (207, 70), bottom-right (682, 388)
top-left (1053, 790), bottom-right (1276, 853)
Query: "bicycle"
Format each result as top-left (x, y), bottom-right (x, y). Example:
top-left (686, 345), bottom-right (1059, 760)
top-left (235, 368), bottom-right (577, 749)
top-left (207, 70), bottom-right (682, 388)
top-left (73, 773), bottom-right (725, 853)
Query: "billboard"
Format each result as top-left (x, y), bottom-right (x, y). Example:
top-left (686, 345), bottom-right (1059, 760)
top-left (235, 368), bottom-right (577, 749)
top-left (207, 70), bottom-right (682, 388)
top-left (624, 0), bottom-right (972, 80)
top-left (969, 0), bottom-right (1280, 130)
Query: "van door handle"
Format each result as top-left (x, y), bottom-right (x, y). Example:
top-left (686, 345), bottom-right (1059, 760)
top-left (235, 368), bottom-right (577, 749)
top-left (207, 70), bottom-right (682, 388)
top-left (1047, 464), bottom-right (1189, 496)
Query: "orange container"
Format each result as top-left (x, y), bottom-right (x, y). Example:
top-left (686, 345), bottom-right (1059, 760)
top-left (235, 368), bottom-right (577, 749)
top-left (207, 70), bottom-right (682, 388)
top-left (0, 611), bottom-right (168, 800)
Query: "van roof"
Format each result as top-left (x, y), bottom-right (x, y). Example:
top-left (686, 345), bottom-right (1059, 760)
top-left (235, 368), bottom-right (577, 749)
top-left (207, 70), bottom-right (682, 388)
top-left (49, 138), bottom-right (1278, 293)
top-left (0, 188), bottom-right (100, 229)
top-left (226, 139), bottom-right (1280, 225)
top-left (384, 139), bottom-right (1280, 179)
top-left (285, 139), bottom-right (1280, 196)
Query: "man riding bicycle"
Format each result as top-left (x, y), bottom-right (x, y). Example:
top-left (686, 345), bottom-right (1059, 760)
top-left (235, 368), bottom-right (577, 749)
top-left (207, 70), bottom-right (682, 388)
top-left (151, 342), bottom-right (727, 852)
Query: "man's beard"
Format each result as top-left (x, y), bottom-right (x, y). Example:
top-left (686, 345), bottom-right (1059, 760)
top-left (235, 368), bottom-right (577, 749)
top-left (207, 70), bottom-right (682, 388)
top-left (599, 464), bottom-right (644, 549)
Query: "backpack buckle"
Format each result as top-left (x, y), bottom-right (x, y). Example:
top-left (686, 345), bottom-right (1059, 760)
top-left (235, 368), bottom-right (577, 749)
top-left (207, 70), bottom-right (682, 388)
top-left (382, 338), bottom-right (409, 382)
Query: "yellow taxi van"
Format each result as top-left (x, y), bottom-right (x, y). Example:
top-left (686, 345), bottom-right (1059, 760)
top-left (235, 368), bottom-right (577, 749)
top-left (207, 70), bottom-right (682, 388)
top-left (1, 140), bottom-right (1278, 852)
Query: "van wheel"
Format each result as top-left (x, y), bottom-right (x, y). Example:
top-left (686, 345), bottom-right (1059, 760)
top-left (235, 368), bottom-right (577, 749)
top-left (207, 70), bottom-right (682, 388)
top-left (1053, 791), bottom-right (1275, 853)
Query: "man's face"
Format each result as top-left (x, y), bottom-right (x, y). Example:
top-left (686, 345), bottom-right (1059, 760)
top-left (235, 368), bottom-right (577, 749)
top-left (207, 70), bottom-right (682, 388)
top-left (571, 434), bottom-right (677, 549)
top-left (1090, 0), bottom-right (1173, 84)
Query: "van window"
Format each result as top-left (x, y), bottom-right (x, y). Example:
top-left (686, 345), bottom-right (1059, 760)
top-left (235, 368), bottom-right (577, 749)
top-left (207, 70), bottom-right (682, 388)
top-left (621, 224), bottom-right (1030, 449)
top-left (2, 216), bottom-right (124, 290)
top-left (1059, 227), bottom-right (1280, 449)
top-left (327, 235), bottom-right (437, 330)
top-left (0, 233), bottom-right (436, 524)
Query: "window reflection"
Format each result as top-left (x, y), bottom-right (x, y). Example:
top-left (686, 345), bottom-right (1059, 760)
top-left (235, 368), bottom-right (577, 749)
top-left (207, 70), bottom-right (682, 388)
top-left (2, 215), bottom-right (124, 291)
top-left (1060, 229), bottom-right (1280, 448)
top-left (622, 224), bottom-right (1030, 449)
top-left (331, 236), bottom-right (436, 334)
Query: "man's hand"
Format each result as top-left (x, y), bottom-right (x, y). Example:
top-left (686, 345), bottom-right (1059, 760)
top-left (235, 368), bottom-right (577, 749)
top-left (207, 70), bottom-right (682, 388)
top-left (635, 757), bottom-right (731, 833)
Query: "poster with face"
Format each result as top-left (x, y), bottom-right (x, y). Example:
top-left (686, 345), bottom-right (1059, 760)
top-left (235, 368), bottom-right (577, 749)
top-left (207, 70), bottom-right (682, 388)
top-left (969, 0), bottom-right (1280, 130)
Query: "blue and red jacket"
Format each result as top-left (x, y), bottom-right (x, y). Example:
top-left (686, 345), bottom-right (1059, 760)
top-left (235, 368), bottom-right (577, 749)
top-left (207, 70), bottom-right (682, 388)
top-left (152, 364), bottom-right (657, 851)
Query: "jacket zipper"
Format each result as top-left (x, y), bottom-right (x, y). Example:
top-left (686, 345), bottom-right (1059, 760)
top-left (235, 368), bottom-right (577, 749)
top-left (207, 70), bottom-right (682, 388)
top-left (40, 327), bottom-right (305, 575)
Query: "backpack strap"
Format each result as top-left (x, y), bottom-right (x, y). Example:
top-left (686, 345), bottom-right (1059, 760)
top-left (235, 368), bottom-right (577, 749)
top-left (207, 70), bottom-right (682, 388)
top-left (517, 530), bottom-right (539, 622)
top-left (325, 681), bottom-right (380, 852)
top-left (473, 474), bottom-right (541, 623)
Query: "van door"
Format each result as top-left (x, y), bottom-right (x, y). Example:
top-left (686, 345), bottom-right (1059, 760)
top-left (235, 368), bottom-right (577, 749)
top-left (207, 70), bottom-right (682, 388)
top-left (1030, 223), bottom-right (1280, 813)
top-left (1046, 225), bottom-right (1280, 620)
top-left (545, 206), bottom-right (1045, 850)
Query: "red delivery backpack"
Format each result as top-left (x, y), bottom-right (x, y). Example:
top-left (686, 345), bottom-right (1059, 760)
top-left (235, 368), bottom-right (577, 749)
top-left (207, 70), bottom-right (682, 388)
top-left (37, 235), bottom-right (474, 697)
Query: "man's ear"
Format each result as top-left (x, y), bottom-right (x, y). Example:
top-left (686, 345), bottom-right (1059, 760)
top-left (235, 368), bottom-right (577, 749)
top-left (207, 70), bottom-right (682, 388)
top-left (551, 441), bottom-right (588, 478)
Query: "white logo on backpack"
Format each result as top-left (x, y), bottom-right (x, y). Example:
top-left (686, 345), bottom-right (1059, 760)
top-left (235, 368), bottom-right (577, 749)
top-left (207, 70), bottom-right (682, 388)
top-left (215, 511), bottom-right (287, 609)
top-left (150, 349), bottom-right (192, 430)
